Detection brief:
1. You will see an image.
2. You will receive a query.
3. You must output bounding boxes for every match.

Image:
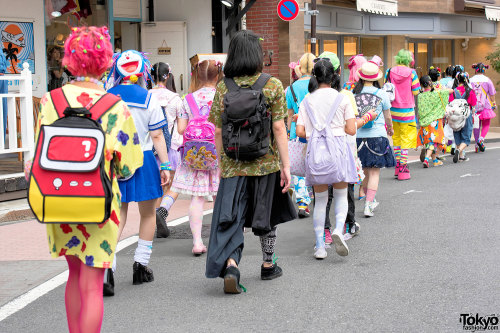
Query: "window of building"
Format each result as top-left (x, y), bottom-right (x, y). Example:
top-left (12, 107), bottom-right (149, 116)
top-left (342, 36), bottom-right (386, 83)
top-left (409, 39), bottom-right (454, 78)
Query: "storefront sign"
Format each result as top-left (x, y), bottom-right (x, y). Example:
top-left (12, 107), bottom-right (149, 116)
top-left (277, 0), bottom-right (299, 21)
top-left (0, 21), bottom-right (35, 74)
top-left (485, 6), bottom-right (500, 21)
top-left (356, 0), bottom-right (398, 17)
top-left (158, 40), bottom-right (172, 55)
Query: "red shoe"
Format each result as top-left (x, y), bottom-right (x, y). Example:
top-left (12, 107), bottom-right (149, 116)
top-left (394, 162), bottom-right (400, 178)
top-left (398, 164), bottom-right (411, 181)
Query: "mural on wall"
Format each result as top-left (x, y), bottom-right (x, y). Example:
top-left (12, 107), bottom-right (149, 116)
top-left (0, 21), bottom-right (35, 74)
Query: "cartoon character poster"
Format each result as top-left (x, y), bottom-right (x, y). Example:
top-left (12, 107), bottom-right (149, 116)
top-left (0, 21), bottom-right (35, 74)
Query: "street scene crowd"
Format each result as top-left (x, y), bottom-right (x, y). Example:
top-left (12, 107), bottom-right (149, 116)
top-left (18, 24), bottom-right (497, 333)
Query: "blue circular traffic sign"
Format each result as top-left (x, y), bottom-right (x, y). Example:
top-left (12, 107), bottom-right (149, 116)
top-left (277, 0), bottom-right (299, 21)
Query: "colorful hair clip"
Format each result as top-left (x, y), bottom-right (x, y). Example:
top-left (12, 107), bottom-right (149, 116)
top-left (96, 44), bottom-right (101, 49)
top-left (100, 36), bottom-right (104, 40)
top-left (83, 49), bottom-right (87, 53)
top-left (71, 49), bottom-right (75, 53)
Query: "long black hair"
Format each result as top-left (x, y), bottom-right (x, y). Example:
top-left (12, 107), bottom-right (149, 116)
top-left (452, 72), bottom-right (471, 99)
top-left (420, 75), bottom-right (434, 92)
top-left (151, 62), bottom-right (176, 93)
top-left (428, 67), bottom-right (440, 82)
top-left (224, 30), bottom-right (263, 78)
top-left (352, 78), bottom-right (381, 94)
top-left (308, 58), bottom-right (340, 93)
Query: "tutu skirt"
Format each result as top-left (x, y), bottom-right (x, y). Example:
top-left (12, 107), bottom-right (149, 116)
top-left (478, 108), bottom-right (496, 120)
top-left (356, 137), bottom-right (396, 168)
top-left (171, 163), bottom-right (219, 196)
top-left (119, 150), bottom-right (163, 203)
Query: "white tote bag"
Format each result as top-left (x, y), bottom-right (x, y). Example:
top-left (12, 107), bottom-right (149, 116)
top-left (288, 138), bottom-right (307, 177)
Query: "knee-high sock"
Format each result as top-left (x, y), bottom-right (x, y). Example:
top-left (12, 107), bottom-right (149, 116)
top-left (393, 146), bottom-right (401, 162)
top-left (134, 239), bottom-right (153, 266)
top-left (473, 125), bottom-right (481, 143)
top-left (366, 189), bottom-right (377, 202)
top-left (65, 255), bottom-right (82, 333)
top-left (400, 149), bottom-right (408, 165)
top-left (313, 190), bottom-right (329, 249)
top-left (259, 227), bottom-right (277, 263)
top-left (332, 188), bottom-right (348, 234)
top-left (480, 118), bottom-right (491, 139)
top-left (112, 253), bottom-right (116, 272)
top-left (160, 195), bottom-right (175, 212)
top-left (189, 196), bottom-right (205, 245)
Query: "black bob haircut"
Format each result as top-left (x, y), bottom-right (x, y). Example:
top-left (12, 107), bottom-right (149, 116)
top-left (224, 30), bottom-right (264, 78)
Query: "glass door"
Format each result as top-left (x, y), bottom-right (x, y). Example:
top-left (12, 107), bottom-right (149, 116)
top-left (408, 40), bottom-right (429, 78)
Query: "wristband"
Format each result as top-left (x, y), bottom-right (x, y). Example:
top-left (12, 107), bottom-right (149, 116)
top-left (160, 162), bottom-right (172, 171)
top-left (361, 112), bottom-right (374, 125)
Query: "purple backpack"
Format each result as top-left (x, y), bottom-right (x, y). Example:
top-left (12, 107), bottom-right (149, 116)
top-left (303, 93), bottom-right (346, 185)
top-left (180, 94), bottom-right (218, 170)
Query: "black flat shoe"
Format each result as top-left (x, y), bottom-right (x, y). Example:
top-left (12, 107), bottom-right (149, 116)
top-left (223, 266), bottom-right (242, 294)
top-left (103, 269), bottom-right (114, 297)
top-left (132, 262), bottom-right (154, 285)
top-left (261, 263), bottom-right (283, 280)
top-left (156, 207), bottom-right (170, 238)
top-left (453, 149), bottom-right (460, 163)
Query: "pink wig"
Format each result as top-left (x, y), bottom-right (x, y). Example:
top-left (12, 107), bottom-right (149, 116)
top-left (62, 26), bottom-right (113, 78)
top-left (348, 54), bottom-right (367, 83)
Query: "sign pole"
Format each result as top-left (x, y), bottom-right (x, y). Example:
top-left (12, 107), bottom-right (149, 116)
top-left (311, 0), bottom-right (317, 55)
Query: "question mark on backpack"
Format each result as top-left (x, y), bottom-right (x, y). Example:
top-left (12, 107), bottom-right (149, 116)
top-left (82, 140), bottom-right (91, 158)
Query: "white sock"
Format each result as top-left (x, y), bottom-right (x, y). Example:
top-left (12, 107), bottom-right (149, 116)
top-left (134, 238), bottom-right (153, 266)
top-left (160, 195), bottom-right (175, 212)
top-left (313, 191), bottom-right (329, 249)
top-left (333, 188), bottom-right (348, 234)
top-left (112, 253), bottom-right (117, 272)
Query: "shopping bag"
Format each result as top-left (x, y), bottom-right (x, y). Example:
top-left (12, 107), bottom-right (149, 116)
top-left (288, 138), bottom-right (307, 177)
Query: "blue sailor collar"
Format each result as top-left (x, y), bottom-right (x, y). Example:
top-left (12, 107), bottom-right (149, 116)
top-left (108, 84), bottom-right (151, 109)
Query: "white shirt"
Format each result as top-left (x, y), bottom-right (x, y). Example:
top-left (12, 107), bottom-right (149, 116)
top-left (128, 94), bottom-right (166, 151)
top-left (297, 88), bottom-right (355, 139)
top-left (149, 88), bottom-right (185, 149)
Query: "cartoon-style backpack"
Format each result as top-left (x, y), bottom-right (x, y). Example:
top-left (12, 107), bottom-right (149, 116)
top-left (445, 89), bottom-right (471, 132)
top-left (471, 82), bottom-right (493, 113)
top-left (179, 94), bottom-right (218, 170)
top-left (28, 88), bottom-right (120, 224)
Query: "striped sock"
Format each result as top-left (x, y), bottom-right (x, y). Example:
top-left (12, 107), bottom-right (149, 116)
top-left (400, 149), bottom-right (408, 165)
top-left (394, 146), bottom-right (401, 162)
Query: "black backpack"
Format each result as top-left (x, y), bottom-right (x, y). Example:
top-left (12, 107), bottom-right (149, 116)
top-left (222, 73), bottom-right (272, 161)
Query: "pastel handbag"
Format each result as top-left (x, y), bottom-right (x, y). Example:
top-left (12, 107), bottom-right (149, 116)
top-left (288, 138), bottom-right (307, 177)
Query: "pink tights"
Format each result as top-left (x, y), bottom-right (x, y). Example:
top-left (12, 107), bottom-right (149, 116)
top-left (473, 118), bottom-right (491, 143)
top-left (189, 196), bottom-right (205, 245)
top-left (65, 255), bottom-right (105, 333)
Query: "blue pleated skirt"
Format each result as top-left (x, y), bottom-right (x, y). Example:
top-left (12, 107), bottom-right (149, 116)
top-left (119, 150), bottom-right (163, 203)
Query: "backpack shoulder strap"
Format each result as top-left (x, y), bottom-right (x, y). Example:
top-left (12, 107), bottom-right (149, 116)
top-left (326, 93), bottom-right (345, 125)
top-left (50, 88), bottom-right (70, 119)
top-left (303, 98), bottom-right (319, 128)
top-left (184, 93), bottom-right (200, 118)
top-left (88, 93), bottom-right (121, 121)
top-left (290, 84), bottom-right (298, 104)
top-left (224, 77), bottom-right (240, 92)
top-left (454, 89), bottom-right (461, 99)
top-left (251, 73), bottom-right (272, 91)
top-left (385, 68), bottom-right (392, 83)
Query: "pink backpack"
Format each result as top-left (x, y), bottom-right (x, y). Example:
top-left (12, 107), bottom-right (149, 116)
top-left (180, 94), bottom-right (218, 170)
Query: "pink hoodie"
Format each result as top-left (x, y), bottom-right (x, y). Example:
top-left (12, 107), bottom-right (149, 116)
top-left (389, 66), bottom-right (418, 109)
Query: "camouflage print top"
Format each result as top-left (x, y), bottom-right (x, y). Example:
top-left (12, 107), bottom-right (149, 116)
top-left (208, 73), bottom-right (287, 178)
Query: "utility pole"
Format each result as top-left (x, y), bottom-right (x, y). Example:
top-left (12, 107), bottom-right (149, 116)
top-left (310, 0), bottom-right (317, 55)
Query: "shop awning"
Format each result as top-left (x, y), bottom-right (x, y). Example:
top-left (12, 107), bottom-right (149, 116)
top-left (485, 6), bottom-right (500, 21)
top-left (356, 0), bottom-right (398, 16)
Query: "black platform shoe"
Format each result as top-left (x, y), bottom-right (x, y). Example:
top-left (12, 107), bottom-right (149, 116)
top-left (156, 207), bottom-right (170, 238)
top-left (103, 269), bottom-right (115, 297)
top-left (261, 263), bottom-right (283, 280)
top-left (223, 266), bottom-right (242, 294)
top-left (132, 262), bottom-right (154, 285)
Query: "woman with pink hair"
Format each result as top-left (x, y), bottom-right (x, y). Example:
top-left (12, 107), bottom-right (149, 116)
top-left (31, 26), bottom-right (144, 332)
top-left (343, 54), bottom-right (367, 92)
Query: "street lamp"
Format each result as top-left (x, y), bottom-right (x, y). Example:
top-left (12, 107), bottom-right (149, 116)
top-left (221, 0), bottom-right (234, 9)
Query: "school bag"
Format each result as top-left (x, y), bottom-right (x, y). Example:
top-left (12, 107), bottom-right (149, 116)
top-left (470, 82), bottom-right (493, 113)
top-left (28, 88), bottom-right (120, 224)
top-left (303, 93), bottom-right (346, 185)
top-left (445, 89), bottom-right (471, 132)
top-left (222, 73), bottom-right (272, 161)
top-left (180, 93), bottom-right (218, 170)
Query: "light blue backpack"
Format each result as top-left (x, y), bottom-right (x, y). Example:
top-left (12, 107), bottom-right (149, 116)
top-left (303, 93), bottom-right (346, 185)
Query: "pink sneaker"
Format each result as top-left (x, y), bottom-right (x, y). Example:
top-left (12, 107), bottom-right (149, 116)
top-left (398, 164), bottom-right (411, 181)
top-left (394, 162), bottom-right (400, 178)
top-left (324, 229), bottom-right (333, 245)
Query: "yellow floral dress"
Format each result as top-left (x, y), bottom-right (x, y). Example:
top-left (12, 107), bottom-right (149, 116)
top-left (38, 85), bottom-right (143, 268)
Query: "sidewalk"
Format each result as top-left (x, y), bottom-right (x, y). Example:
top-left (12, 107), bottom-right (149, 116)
top-left (0, 196), bottom-right (213, 307)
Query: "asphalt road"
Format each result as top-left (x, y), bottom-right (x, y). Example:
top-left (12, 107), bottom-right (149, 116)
top-left (1, 149), bottom-right (499, 332)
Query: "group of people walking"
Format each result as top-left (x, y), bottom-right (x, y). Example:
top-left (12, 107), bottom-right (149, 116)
top-left (27, 26), bottom-right (496, 333)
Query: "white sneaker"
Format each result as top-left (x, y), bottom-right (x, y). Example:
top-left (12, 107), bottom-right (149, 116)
top-left (364, 201), bottom-right (374, 217)
top-left (332, 230), bottom-right (349, 256)
top-left (314, 247), bottom-right (327, 259)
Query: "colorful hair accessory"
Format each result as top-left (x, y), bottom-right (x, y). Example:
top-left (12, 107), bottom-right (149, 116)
top-left (83, 49), bottom-right (87, 53)
top-left (71, 49), bottom-right (75, 53)
top-left (96, 44), bottom-right (101, 49)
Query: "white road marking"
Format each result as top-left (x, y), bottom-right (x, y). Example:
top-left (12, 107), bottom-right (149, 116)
top-left (403, 190), bottom-right (423, 195)
top-left (460, 173), bottom-right (480, 178)
top-left (0, 209), bottom-right (214, 322)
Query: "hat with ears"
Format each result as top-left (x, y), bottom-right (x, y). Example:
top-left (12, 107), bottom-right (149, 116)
top-left (370, 55), bottom-right (384, 67)
top-left (358, 62), bottom-right (383, 81)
